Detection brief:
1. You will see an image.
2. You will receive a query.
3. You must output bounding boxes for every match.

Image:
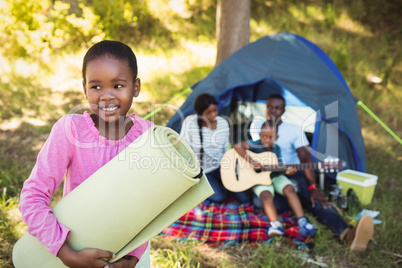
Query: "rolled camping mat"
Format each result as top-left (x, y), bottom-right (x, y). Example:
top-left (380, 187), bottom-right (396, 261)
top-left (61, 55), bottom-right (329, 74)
top-left (13, 125), bottom-right (214, 267)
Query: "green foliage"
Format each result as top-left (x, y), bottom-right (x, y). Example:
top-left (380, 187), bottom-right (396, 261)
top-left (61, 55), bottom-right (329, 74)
top-left (0, 74), bottom-right (53, 121)
top-left (0, 0), bottom-right (218, 61)
top-left (328, 39), bottom-right (349, 73)
top-left (0, 206), bottom-right (17, 268)
top-left (88, 0), bottom-right (174, 47)
top-left (0, 0), bottom-right (102, 60)
top-left (0, 120), bottom-right (53, 199)
top-left (0, 161), bottom-right (27, 200)
top-left (182, 0), bottom-right (216, 40)
top-left (133, 65), bottom-right (211, 126)
top-left (348, 0), bottom-right (402, 35)
top-left (144, 66), bottom-right (211, 102)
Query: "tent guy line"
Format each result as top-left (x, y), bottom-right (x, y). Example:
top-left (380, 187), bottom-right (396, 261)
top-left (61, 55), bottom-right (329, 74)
top-left (357, 100), bottom-right (402, 145)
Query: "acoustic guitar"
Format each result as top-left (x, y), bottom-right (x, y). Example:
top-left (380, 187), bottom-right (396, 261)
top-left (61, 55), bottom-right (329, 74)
top-left (220, 149), bottom-right (343, 192)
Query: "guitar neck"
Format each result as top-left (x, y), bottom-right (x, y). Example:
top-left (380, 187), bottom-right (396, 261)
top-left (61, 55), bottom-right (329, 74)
top-left (262, 162), bottom-right (321, 172)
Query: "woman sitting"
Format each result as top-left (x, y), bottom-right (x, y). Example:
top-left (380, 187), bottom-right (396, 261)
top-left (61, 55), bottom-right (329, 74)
top-left (180, 93), bottom-right (252, 203)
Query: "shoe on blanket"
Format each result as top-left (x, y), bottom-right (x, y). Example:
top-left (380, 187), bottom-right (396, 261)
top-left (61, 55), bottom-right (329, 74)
top-left (298, 217), bottom-right (317, 238)
top-left (268, 225), bottom-right (285, 236)
top-left (345, 215), bottom-right (374, 252)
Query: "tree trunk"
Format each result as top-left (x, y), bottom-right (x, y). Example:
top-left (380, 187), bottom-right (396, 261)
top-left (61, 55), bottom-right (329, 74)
top-left (215, 0), bottom-right (251, 68)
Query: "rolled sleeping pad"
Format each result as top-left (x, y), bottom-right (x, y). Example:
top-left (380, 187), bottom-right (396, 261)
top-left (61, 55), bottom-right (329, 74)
top-left (13, 125), bottom-right (214, 267)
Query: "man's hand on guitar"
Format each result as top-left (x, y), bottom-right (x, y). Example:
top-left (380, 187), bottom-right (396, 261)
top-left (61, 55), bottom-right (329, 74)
top-left (251, 161), bottom-right (263, 172)
top-left (285, 167), bottom-right (297, 175)
top-left (309, 188), bottom-right (329, 208)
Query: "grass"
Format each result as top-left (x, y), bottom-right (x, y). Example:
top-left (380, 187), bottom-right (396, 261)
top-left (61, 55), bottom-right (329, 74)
top-left (1, 0), bottom-right (401, 267)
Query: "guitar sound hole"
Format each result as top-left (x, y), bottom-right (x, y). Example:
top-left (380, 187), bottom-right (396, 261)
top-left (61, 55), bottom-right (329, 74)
top-left (255, 169), bottom-right (262, 173)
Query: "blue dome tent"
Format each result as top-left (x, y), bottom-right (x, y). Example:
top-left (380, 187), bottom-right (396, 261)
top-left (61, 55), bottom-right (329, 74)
top-left (167, 33), bottom-right (366, 172)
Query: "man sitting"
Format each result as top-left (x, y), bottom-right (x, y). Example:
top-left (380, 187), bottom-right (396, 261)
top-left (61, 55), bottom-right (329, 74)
top-left (249, 94), bottom-right (374, 252)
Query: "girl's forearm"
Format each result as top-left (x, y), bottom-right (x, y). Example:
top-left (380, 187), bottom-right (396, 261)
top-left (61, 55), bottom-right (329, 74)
top-left (57, 242), bottom-right (77, 266)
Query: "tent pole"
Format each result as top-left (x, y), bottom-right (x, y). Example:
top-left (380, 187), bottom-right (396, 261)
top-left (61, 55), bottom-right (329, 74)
top-left (357, 100), bottom-right (402, 145)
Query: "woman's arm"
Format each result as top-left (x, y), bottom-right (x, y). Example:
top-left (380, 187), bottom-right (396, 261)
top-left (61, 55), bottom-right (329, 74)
top-left (233, 142), bottom-right (262, 170)
top-left (233, 141), bottom-right (249, 159)
top-left (180, 116), bottom-right (194, 146)
top-left (221, 118), bottom-right (230, 154)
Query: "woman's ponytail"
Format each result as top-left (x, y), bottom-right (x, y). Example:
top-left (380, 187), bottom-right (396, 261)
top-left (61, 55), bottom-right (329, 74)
top-left (194, 93), bottom-right (218, 166)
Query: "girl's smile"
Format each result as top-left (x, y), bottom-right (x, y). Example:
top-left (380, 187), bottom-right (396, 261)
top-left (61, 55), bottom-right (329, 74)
top-left (83, 56), bottom-right (140, 124)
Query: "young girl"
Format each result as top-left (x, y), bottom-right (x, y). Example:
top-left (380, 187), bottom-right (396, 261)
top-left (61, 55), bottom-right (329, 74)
top-left (180, 93), bottom-right (252, 203)
top-left (18, 41), bottom-right (152, 268)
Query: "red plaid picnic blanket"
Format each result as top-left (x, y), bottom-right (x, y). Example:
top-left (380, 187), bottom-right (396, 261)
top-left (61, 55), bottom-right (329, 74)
top-left (160, 200), bottom-right (314, 248)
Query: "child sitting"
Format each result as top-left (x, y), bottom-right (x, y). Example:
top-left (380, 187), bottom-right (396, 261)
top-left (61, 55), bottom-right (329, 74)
top-left (234, 120), bottom-right (317, 237)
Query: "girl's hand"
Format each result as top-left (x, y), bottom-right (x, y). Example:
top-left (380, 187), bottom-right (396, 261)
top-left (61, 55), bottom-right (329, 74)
top-left (58, 242), bottom-right (115, 268)
top-left (285, 167), bottom-right (297, 175)
top-left (107, 255), bottom-right (139, 268)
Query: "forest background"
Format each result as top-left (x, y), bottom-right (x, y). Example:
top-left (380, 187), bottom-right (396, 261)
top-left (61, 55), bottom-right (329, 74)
top-left (0, 0), bottom-right (401, 267)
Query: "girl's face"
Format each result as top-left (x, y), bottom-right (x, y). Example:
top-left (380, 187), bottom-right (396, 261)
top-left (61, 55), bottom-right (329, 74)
top-left (83, 56), bottom-right (140, 123)
top-left (201, 104), bottom-right (218, 124)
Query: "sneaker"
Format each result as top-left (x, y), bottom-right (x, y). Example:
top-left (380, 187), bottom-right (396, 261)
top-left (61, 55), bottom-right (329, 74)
top-left (298, 217), bottom-right (317, 237)
top-left (268, 225), bottom-right (285, 236)
top-left (345, 215), bottom-right (374, 252)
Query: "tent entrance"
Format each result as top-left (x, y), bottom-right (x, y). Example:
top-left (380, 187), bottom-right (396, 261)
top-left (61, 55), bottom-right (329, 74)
top-left (223, 78), bottom-right (317, 145)
top-left (228, 101), bottom-right (316, 145)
